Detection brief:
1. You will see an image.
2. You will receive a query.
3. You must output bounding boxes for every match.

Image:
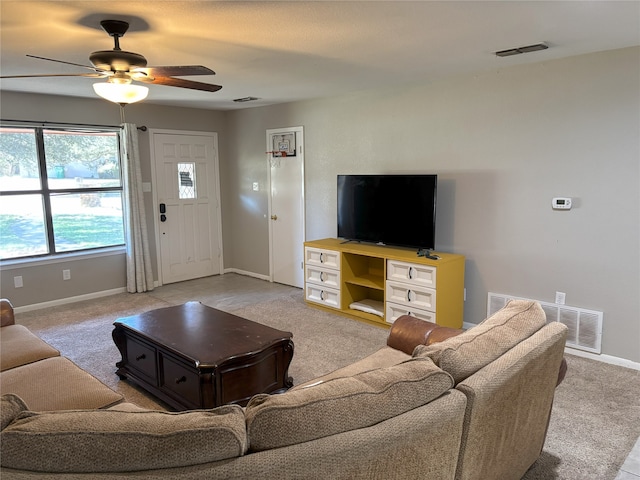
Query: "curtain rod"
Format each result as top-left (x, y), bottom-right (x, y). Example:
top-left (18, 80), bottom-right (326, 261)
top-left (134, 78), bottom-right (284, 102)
top-left (0, 118), bottom-right (122, 128)
top-left (1, 119), bottom-right (148, 132)
top-left (1, 119), bottom-right (147, 130)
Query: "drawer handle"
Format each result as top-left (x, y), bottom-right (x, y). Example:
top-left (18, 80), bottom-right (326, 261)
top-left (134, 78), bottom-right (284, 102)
top-left (320, 271), bottom-right (325, 282)
top-left (319, 252), bottom-right (324, 263)
top-left (407, 290), bottom-right (413, 302)
top-left (135, 354), bottom-right (146, 361)
top-left (408, 266), bottom-right (414, 279)
top-left (175, 376), bottom-right (187, 384)
top-left (320, 290), bottom-right (325, 301)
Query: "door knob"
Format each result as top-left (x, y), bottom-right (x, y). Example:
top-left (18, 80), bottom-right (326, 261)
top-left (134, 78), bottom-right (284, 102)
top-left (270, 215), bottom-right (278, 220)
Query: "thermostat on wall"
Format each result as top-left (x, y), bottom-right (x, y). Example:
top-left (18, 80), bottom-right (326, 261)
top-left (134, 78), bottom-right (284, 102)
top-left (552, 197), bottom-right (572, 210)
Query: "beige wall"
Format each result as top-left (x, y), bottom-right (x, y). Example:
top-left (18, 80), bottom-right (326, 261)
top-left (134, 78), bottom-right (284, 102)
top-left (221, 47), bottom-right (640, 362)
top-left (1, 47), bottom-right (638, 362)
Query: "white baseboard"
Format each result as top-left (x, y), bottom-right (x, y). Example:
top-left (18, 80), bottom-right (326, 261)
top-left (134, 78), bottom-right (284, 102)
top-left (223, 268), bottom-right (271, 282)
top-left (463, 322), bottom-right (639, 371)
top-left (14, 287), bottom-right (127, 314)
top-left (564, 347), bottom-right (640, 371)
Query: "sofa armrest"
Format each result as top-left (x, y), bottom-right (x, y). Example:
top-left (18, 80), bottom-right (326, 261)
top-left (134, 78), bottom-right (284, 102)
top-left (1, 299), bottom-right (15, 327)
top-left (387, 315), bottom-right (464, 355)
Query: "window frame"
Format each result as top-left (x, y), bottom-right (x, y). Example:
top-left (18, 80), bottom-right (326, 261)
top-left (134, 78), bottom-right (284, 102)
top-left (0, 124), bottom-right (126, 261)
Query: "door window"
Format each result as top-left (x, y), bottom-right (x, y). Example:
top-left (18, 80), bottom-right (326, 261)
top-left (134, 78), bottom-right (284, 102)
top-left (177, 163), bottom-right (196, 199)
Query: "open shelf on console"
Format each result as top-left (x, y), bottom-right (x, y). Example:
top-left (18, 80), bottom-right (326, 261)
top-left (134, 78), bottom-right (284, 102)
top-left (342, 253), bottom-right (384, 290)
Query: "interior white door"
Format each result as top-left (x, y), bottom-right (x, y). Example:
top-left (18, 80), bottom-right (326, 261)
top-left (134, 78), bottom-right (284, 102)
top-left (267, 127), bottom-right (304, 288)
top-left (152, 131), bottom-right (222, 285)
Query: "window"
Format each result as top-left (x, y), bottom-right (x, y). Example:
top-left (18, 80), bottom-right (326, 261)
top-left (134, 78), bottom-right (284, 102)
top-left (0, 126), bottom-right (125, 260)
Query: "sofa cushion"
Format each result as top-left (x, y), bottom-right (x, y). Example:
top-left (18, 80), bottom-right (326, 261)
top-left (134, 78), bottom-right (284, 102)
top-left (0, 404), bottom-right (247, 473)
top-left (245, 356), bottom-right (453, 451)
top-left (1, 324), bottom-right (60, 371)
top-left (413, 300), bottom-right (547, 383)
top-left (291, 346), bottom-right (410, 391)
top-left (0, 356), bottom-right (123, 410)
top-left (1, 394), bottom-right (28, 430)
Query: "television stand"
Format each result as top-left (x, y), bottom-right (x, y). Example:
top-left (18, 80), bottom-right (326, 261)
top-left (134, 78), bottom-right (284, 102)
top-left (304, 238), bottom-right (465, 328)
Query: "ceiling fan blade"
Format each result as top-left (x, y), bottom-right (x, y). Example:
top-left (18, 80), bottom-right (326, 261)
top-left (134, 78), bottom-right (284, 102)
top-left (0, 73), bottom-right (108, 79)
top-left (134, 65), bottom-right (216, 77)
top-left (136, 76), bottom-right (222, 92)
top-left (26, 55), bottom-right (105, 73)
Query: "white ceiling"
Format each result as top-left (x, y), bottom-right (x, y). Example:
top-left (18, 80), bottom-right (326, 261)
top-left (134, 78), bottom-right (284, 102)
top-left (1, 1), bottom-right (638, 111)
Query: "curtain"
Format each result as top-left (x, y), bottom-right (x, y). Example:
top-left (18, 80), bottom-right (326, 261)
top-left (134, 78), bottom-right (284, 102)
top-left (121, 123), bottom-right (154, 293)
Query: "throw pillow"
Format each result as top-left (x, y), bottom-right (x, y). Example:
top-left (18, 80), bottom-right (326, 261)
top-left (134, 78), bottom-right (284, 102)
top-left (1, 404), bottom-right (247, 473)
top-left (413, 299), bottom-right (546, 383)
top-left (1, 394), bottom-right (28, 430)
top-left (245, 356), bottom-right (453, 451)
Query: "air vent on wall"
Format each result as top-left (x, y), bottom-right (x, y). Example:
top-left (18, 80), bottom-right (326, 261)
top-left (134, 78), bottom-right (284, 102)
top-left (487, 292), bottom-right (603, 354)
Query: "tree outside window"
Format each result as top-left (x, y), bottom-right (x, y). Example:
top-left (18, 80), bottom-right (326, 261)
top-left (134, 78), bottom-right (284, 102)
top-left (0, 126), bottom-right (125, 260)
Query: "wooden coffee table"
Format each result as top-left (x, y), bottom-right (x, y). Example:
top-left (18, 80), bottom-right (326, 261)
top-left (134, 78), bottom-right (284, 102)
top-left (112, 302), bottom-right (294, 411)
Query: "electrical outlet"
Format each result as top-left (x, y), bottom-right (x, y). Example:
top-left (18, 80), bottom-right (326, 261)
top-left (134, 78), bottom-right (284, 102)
top-left (14, 276), bottom-right (23, 288)
top-left (555, 291), bottom-right (566, 305)
top-left (63, 269), bottom-right (71, 281)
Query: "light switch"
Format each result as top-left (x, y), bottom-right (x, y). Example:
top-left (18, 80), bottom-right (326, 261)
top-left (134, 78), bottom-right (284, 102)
top-left (252, 182), bottom-right (259, 191)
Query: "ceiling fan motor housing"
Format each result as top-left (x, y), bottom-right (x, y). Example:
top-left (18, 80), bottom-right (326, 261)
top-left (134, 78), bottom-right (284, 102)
top-left (90, 50), bottom-right (147, 72)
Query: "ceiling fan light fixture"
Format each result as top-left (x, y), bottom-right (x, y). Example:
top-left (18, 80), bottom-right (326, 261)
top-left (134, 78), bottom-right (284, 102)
top-left (93, 81), bottom-right (149, 104)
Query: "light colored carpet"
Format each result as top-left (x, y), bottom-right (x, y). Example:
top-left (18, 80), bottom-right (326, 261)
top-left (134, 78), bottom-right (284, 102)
top-left (14, 274), bottom-right (640, 479)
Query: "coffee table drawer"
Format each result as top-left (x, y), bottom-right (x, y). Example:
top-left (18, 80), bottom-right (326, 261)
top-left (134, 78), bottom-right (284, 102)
top-left (125, 337), bottom-right (157, 382)
top-left (160, 354), bottom-right (201, 407)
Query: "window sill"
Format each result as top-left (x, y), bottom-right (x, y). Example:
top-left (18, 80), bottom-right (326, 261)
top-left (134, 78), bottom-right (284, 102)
top-left (0, 246), bottom-right (126, 270)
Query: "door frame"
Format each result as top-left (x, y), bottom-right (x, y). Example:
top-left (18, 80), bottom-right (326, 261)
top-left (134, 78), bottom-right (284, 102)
top-left (266, 126), bottom-right (305, 285)
top-left (149, 128), bottom-right (224, 286)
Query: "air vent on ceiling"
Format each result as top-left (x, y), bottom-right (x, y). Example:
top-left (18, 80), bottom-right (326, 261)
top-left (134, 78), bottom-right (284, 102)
top-left (233, 96), bottom-right (260, 103)
top-left (495, 43), bottom-right (548, 57)
top-left (487, 292), bottom-right (603, 354)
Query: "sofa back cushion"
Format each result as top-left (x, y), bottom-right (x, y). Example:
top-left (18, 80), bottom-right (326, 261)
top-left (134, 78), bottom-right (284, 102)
top-left (245, 356), bottom-right (453, 451)
top-left (1, 405), bottom-right (247, 473)
top-left (413, 300), bottom-right (546, 383)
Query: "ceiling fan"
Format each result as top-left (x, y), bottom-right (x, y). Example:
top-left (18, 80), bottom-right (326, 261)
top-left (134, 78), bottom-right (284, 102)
top-left (1, 19), bottom-right (222, 104)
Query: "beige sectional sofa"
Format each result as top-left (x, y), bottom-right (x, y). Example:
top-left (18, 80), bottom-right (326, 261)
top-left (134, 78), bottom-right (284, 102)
top-left (0, 298), bottom-right (567, 479)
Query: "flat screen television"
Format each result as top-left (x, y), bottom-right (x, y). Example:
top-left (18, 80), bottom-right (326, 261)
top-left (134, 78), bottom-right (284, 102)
top-left (337, 174), bottom-right (437, 251)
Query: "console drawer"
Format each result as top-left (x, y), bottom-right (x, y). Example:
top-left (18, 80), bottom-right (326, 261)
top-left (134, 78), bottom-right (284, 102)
top-left (160, 353), bottom-right (201, 407)
top-left (387, 260), bottom-right (436, 289)
top-left (305, 247), bottom-right (340, 270)
top-left (386, 280), bottom-right (436, 312)
top-left (305, 283), bottom-right (340, 309)
top-left (305, 265), bottom-right (341, 289)
top-left (125, 337), bottom-right (157, 382)
top-left (385, 301), bottom-right (436, 325)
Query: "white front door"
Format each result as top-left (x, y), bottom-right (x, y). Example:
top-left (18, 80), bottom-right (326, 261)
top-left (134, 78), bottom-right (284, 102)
top-left (151, 131), bottom-right (222, 285)
top-left (267, 127), bottom-right (305, 288)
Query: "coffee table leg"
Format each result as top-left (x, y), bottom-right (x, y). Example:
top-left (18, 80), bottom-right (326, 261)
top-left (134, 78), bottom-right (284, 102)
top-left (112, 325), bottom-right (128, 379)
